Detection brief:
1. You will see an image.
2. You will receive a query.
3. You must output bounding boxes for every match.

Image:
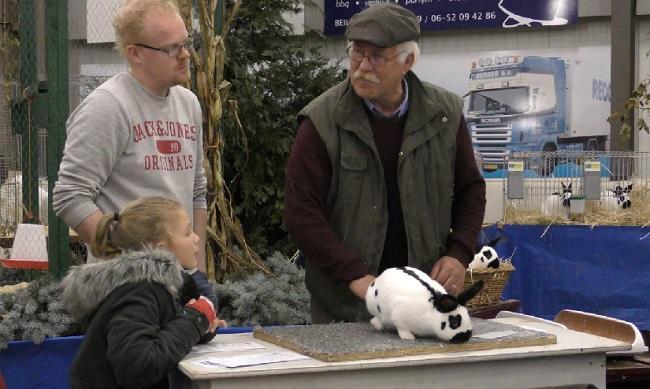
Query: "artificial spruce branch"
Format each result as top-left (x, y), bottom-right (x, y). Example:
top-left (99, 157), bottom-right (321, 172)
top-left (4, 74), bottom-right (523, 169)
top-left (213, 252), bottom-right (310, 326)
top-left (0, 274), bottom-right (80, 349)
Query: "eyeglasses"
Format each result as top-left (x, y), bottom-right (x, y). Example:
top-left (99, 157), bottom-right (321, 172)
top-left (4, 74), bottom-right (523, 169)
top-left (135, 38), bottom-right (193, 58)
top-left (347, 45), bottom-right (405, 67)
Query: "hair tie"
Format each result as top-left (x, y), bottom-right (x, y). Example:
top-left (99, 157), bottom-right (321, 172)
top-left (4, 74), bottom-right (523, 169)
top-left (113, 212), bottom-right (120, 222)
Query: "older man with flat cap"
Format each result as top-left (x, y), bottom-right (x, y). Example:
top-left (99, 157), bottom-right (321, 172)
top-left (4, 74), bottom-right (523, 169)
top-left (284, 3), bottom-right (486, 323)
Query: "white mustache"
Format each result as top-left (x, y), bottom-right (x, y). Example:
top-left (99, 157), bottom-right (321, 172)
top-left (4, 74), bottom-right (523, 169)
top-left (352, 70), bottom-right (380, 84)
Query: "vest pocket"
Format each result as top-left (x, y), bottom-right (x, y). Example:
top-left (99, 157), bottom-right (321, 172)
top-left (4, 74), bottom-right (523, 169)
top-left (341, 154), bottom-right (367, 170)
top-left (339, 154), bottom-right (367, 206)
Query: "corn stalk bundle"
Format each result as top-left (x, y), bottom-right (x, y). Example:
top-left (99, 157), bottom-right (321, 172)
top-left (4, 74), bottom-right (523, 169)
top-left (177, 0), bottom-right (270, 281)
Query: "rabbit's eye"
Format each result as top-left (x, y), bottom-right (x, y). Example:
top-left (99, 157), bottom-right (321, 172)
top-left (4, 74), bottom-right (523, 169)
top-left (449, 314), bottom-right (462, 329)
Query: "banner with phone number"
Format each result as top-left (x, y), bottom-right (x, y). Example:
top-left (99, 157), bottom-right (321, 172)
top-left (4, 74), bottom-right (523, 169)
top-left (325, 0), bottom-right (578, 36)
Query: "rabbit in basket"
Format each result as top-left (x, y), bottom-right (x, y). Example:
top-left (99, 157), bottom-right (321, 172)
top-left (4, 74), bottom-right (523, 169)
top-left (366, 266), bottom-right (484, 343)
top-left (469, 236), bottom-right (502, 270)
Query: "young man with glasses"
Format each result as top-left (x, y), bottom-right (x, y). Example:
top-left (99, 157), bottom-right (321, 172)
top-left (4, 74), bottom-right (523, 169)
top-left (284, 3), bottom-right (486, 323)
top-left (53, 0), bottom-right (208, 275)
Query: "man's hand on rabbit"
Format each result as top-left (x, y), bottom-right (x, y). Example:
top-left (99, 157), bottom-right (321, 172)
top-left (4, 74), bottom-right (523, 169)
top-left (349, 274), bottom-right (376, 300)
top-left (430, 256), bottom-right (465, 296)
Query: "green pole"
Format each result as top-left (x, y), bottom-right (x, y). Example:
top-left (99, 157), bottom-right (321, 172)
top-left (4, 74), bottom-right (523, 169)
top-left (17, 0), bottom-right (39, 223)
top-left (46, 0), bottom-right (70, 278)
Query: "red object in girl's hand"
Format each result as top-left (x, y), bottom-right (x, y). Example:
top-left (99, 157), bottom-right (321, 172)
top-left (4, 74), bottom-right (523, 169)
top-left (185, 296), bottom-right (216, 323)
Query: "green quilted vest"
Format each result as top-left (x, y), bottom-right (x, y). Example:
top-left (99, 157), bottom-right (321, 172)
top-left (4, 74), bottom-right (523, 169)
top-left (299, 71), bottom-right (463, 322)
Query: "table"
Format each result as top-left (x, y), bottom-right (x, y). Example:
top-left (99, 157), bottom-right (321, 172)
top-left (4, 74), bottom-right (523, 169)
top-left (607, 352), bottom-right (650, 388)
top-left (175, 316), bottom-right (630, 389)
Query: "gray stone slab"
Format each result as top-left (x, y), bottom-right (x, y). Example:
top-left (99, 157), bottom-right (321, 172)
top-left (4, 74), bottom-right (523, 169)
top-left (254, 319), bottom-right (556, 362)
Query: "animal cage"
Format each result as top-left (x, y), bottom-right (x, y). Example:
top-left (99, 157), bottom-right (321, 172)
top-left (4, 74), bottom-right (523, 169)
top-left (0, 129), bottom-right (49, 233)
top-left (503, 151), bottom-right (650, 224)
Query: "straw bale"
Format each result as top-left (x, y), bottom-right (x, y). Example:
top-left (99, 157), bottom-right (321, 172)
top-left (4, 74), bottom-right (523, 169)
top-left (505, 185), bottom-right (649, 227)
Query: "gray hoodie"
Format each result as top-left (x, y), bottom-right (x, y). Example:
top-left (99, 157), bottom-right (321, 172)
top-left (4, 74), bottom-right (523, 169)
top-left (53, 72), bottom-right (207, 233)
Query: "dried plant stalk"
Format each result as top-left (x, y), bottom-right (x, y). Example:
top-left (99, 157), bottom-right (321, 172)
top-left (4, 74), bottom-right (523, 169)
top-left (177, 0), bottom-right (270, 281)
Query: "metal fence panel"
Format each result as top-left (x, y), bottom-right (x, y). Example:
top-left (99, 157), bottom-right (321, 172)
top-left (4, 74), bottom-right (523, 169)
top-left (504, 151), bottom-right (650, 224)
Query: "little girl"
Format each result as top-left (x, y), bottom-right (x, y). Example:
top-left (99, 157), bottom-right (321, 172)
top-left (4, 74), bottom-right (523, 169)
top-left (62, 196), bottom-right (225, 389)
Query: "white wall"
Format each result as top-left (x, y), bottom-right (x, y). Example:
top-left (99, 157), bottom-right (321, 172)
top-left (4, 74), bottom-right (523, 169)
top-left (284, 9), bottom-right (305, 36)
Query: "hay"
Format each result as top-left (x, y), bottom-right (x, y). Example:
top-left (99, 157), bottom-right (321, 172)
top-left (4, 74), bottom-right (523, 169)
top-left (0, 282), bottom-right (29, 294)
top-left (582, 187), bottom-right (650, 227)
top-left (505, 185), bottom-right (650, 227)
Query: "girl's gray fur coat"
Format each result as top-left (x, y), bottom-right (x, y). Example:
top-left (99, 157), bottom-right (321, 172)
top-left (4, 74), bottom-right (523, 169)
top-left (61, 249), bottom-right (208, 389)
top-left (61, 249), bottom-right (184, 322)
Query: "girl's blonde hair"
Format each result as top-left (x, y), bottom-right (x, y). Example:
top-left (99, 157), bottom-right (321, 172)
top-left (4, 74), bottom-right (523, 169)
top-left (113, 0), bottom-right (180, 58)
top-left (91, 196), bottom-right (183, 259)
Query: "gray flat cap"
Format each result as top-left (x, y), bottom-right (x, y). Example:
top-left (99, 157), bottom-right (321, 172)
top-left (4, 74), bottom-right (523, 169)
top-left (345, 3), bottom-right (420, 48)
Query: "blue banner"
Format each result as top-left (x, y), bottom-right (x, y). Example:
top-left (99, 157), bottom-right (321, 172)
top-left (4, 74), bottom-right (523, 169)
top-left (325, 0), bottom-right (578, 36)
top-left (485, 225), bottom-right (650, 330)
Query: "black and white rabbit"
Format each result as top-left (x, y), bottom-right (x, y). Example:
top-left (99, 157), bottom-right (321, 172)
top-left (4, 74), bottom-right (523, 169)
top-left (541, 182), bottom-right (572, 218)
top-left (600, 184), bottom-right (632, 211)
top-left (469, 236), bottom-right (502, 270)
top-left (366, 266), bottom-right (484, 343)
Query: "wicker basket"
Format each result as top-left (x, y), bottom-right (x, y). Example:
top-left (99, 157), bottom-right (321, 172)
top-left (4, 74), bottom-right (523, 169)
top-left (462, 262), bottom-right (515, 308)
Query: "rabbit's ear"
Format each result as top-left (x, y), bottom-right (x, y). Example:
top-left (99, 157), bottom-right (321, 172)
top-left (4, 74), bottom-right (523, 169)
top-left (624, 184), bottom-right (633, 192)
top-left (457, 280), bottom-right (485, 305)
top-left (487, 236), bottom-right (501, 247)
top-left (434, 294), bottom-right (459, 313)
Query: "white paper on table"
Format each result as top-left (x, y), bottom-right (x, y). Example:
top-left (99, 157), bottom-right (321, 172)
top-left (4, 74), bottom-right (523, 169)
top-left (190, 342), bottom-right (266, 354)
top-left (474, 330), bottom-right (518, 340)
top-left (193, 351), bottom-right (310, 368)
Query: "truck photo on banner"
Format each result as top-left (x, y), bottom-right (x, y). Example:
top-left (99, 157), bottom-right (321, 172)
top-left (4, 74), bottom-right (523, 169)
top-left (412, 46), bottom-right (612, 173)
top-left (325, 0), bottom-right (578, 35)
